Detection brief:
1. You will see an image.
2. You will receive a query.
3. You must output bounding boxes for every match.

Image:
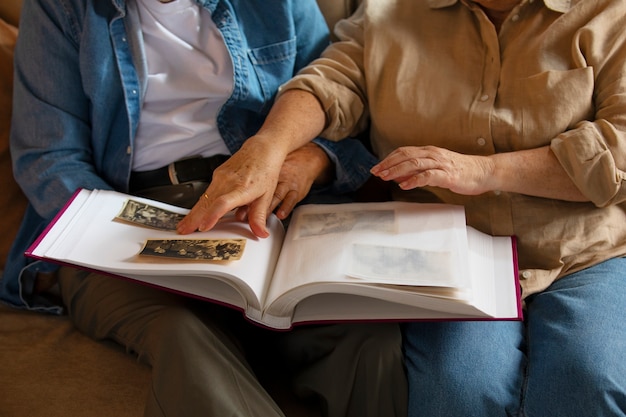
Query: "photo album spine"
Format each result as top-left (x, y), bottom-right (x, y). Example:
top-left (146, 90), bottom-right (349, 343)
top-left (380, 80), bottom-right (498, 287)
top-left (511, 237), bottom-right (523, 320)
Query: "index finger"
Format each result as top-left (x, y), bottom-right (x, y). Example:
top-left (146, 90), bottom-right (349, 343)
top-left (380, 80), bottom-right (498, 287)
top-left (176, 189), bottom-right (248, 235)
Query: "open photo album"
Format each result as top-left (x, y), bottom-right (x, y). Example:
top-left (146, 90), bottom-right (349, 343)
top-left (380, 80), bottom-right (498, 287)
top-left (26, 189), bottom-right (522, 329)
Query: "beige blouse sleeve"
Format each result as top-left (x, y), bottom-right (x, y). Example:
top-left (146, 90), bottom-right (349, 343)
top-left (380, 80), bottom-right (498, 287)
top-left (278, 4), bottom-right (370, 141)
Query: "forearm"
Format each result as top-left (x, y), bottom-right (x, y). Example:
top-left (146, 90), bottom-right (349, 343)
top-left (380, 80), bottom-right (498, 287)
top-left (489, 146), bottom-right (587, 202)
top-left (374, 145), bottom-right (589, 202)
top-left (252, 89), bottom-right (327, 156)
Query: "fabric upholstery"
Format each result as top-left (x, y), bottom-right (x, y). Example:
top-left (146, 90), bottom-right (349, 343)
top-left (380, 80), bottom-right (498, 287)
top-left (0, 18), bottom-right (27, 271)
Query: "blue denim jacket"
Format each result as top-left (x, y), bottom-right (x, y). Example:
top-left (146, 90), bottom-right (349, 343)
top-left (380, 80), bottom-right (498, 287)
top-left (2, 0), bottom-right (376, 312)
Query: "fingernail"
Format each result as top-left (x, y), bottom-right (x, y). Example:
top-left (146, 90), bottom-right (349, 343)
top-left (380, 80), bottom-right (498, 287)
top-left (377, 169), bottom-right (389, 178)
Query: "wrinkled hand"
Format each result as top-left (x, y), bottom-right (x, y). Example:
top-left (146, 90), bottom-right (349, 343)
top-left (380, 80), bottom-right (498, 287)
top-left (270, 142), bottom-right (332, 220)
top-left (176, 136), bottom-right (287, 238)
top-left (370, 146), bottom-right (495, 195)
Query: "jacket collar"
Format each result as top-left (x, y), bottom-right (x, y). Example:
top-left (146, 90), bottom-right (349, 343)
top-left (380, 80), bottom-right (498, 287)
top-left (427, 0), bottom-right (573, 13)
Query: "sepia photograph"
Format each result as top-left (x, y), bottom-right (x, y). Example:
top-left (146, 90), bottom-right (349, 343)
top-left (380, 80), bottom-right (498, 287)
top-left (138, 238), bottom-right (246, 261)
top-left (115, 199), bottom-right (186, 231)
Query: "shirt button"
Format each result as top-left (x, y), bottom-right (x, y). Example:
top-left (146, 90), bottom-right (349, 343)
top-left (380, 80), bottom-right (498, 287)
top-left (126, 146), bottom-right (132, 154)
top-left (493, 190), bottom-right (501, 196)
top-left (480, 94), bottom-right (489, 102)
top-left (132, 89), bottom-right (138, 95)
top-left (521, 270), bottom-right (532, 280)
top-left (511, 14), bottom-right (520, 22)
top-left (477, 137), bottom-right (486, 146)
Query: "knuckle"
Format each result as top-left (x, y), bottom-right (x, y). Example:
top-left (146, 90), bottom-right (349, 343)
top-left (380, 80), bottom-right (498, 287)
top-left (409, 157), bottom-right (421, 169)
top-left (397, 147), bottom-right (412, 157)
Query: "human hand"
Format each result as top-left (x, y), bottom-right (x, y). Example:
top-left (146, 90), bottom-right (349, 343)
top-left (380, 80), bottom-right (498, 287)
top-left (176, 136), bottom-right (288, 237)
top-left (271, 142), bottom-right (332, 220)
top-left (370, 146), bottom-right (495, 195)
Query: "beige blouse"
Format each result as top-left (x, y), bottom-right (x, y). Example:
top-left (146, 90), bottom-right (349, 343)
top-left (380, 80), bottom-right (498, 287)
top-left (280, 0), bottom-right (626, 298)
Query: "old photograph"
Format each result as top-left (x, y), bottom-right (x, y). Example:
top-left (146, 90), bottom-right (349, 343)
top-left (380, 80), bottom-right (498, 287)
top-left (115, 199), bottom-right (186, 231)
top-left (297, 209), bottom-right (396, 238)
top-left (349, 243), bottom-right (453, 285)
top-left (139, 238), bottom-right (246, 261)
top-left (140, 239), bottom-right (246, 261)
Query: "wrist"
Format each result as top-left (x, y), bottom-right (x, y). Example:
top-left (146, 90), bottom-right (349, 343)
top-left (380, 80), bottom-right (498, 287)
top-left (313, 154), bottom-right (334, 186)
top-left (485, 154), bottom-right (504, 193)
top-left (245, 132), bottom-right (291, 161)
top-left (297, 143), bottom-right (334, 186)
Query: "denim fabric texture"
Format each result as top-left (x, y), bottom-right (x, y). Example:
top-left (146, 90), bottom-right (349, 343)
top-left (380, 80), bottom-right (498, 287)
top-left (2, 0), bottom-right (377, 312)
top-left (403, 256), bottom-right (626, 417)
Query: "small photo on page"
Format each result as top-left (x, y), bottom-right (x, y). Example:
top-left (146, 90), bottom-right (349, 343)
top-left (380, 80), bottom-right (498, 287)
top-left (139, 239), bottom-right (246, 261)
top-left (348, 243), bottom-right (454, 286)
top-left (296, 210), bottom-right (396, 238)
top-left (115, 199), bottom-right (186, 231)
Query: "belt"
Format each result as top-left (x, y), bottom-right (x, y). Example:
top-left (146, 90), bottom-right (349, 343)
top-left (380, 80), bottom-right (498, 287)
top-left (129, 154), bottom-right (229, 192)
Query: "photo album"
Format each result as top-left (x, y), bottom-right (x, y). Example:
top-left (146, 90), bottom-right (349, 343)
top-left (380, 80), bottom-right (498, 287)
top-left (26, 189), bottom-right (522, 329)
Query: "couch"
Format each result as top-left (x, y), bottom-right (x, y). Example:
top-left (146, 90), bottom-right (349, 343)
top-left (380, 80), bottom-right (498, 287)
top-left (0, 1), bottom-right (361, 416)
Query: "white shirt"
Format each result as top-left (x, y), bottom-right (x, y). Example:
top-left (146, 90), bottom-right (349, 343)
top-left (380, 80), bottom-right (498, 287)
top-left (133, 0), bottom-right (233, 171)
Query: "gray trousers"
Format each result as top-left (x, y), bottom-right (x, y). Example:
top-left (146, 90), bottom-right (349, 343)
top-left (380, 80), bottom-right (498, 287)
top-left (58, 267), bottom-right (407, 417)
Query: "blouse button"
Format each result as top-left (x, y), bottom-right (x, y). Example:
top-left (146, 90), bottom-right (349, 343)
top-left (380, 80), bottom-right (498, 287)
top-left (521, 270), bottom-right (532, 280)
top-left (480, 94), bottom-right (489, 102)
top-left (511, 14), bottom-right (520, 22)
top-left (477, 137), bottom-right (486, 146)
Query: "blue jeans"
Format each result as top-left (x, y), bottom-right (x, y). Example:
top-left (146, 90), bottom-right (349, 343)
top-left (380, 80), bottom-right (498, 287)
top-left (403, 256), bottom-right (626, 417)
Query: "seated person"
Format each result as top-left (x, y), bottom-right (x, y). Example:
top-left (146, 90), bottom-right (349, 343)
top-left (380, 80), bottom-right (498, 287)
top-left (2, 0), bottom-right (407, 416)
top-left (181, 1), bottom-right (626, 416)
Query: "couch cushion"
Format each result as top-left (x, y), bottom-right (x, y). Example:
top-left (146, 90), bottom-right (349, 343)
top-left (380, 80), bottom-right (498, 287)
top-left (0, 0), bottom-right (22, 28)
top-left (0, 303), bottom-right (151, 417)
top-left (0, 18), bottom-right (27, 271)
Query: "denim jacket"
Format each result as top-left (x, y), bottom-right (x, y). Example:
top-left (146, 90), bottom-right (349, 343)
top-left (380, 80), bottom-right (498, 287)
top-left (2, 0), bottom-right (376, 312)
